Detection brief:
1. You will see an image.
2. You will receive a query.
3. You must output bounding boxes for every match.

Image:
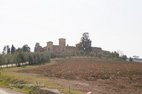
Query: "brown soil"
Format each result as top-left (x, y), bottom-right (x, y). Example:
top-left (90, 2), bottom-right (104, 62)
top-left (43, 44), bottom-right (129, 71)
top-left (19, 58), bottom-right (142, 94)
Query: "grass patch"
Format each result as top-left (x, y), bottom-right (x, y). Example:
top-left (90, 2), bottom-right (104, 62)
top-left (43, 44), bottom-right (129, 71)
top-left (0, 73), bottom-right (35, 94)
top-left (0, 66), bottom-right (83, 94)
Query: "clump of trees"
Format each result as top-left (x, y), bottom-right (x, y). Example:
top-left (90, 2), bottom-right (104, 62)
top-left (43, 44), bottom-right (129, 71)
top-left (28, 52), bottom-right (50, 65)
top-left (0, 44), bottom-right (50, 67)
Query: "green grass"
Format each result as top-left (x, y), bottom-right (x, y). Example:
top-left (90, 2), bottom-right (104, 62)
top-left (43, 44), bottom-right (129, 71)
top-left (0, 65), bottom-right (83, 94)
top-left (0, 73), bottom-right (33, 94)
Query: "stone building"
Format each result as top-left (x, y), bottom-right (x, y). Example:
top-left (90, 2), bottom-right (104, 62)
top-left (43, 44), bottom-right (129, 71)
top-left (35, 38), bottom-right (103, 55)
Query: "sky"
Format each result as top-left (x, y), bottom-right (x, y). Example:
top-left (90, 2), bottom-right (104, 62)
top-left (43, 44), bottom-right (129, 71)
top-left (0, 0), bottom-right (142, 58)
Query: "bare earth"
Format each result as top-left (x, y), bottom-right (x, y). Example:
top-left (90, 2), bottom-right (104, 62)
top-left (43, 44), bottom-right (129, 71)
top-left (19, 58), bottom-right (142, 94)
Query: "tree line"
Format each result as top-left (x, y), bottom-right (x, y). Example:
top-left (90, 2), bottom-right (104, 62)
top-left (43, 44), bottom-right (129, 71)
top-left (0, 44), bottom-right (50, 67)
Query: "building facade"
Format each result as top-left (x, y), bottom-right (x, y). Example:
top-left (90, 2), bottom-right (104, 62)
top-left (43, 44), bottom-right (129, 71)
top-left (35, 38), bottom-right (103, 55)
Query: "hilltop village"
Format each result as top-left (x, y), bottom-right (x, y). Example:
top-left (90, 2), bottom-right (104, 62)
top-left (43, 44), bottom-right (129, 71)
top-left (34, 38), bottom-right (109, 56)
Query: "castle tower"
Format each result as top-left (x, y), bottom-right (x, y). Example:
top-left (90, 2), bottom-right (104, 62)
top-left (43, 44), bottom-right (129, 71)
top-left (47, 41), bottom-right (53, 53)
top-left (59, 38), bottom-right (66, 52)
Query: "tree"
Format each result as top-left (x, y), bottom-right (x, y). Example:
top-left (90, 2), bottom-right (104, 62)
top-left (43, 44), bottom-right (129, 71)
top-left (16, 52), bottom-right (27, 67)
top-left (129, 57), bottom-right (133, 62)
top-left (2, 46), bottom-right (7, 54)
top-left (110, 51), bottom-right (119, 59)
top-left (22, 44), bottom-right (31, 52)
top-left (120, 55), bottom-right (127, 61)
top-left (11, 45), bottom-right (16, 54)
top-left (0, 54), bottom-right (3, 66)
top-left (7, 45), bottom-right (11, 54)
top-left (16, 48), bottom-right (22, 52)
top-left (2, 45), bottom-right (10, 54)
top-left (79, 32), bottom-right (92, 55)
top-left (34, 42), bottom-right (42, 52)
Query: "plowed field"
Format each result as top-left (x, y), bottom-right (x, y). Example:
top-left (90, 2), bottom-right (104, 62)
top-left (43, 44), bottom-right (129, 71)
top-left (19, 58), bottom-right (142, 94)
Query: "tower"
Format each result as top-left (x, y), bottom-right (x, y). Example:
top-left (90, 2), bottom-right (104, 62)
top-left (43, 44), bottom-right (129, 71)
top-left (47, 41), bottom-right (53, 53)
top-left (59, 38), bottom-right (66, 52)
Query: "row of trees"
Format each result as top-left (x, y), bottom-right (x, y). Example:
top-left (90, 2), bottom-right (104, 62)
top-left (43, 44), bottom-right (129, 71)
top-left (0, 44), bottom-right (50, 67)
top-left (0, 52), bottom-right (50, 67)
top-left (2, 44), bottom-right (30, 55)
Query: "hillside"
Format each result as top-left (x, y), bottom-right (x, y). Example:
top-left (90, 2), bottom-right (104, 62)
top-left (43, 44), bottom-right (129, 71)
top-left (18, 57), bottom-right (142, 94)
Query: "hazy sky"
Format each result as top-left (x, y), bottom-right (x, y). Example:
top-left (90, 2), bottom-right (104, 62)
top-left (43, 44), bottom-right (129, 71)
top-left (0, 0), bottom-right (142, 58)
